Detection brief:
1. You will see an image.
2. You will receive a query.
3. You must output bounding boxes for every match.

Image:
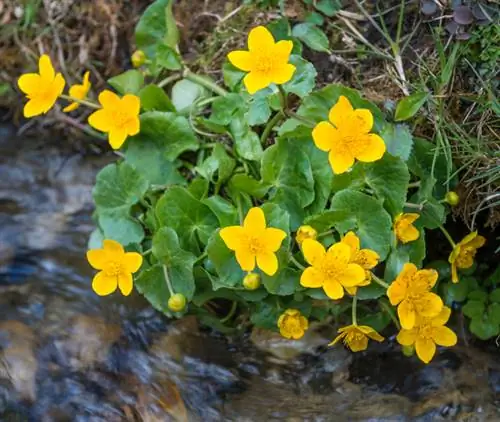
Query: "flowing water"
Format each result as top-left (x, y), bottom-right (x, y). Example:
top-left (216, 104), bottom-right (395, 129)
top-left (1, 130), bottom-right (499, 421)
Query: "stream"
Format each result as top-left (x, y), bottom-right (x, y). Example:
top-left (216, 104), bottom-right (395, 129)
top-left (1, 130), bottom-right (499, 421)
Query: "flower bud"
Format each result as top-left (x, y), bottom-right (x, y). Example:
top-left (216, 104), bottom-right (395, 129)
top-left (402, 345), bottom-right (415, 357)
top-left (296, 225), bottom-right (317, 245)
top-left (444, 191), bottom-right (459, 206)
top-left (131, 50), bottom-right (146, 68)
top-left (243, 273), bottom-right (261, 290)
top-left (168, 293), bottom-right (186, 312)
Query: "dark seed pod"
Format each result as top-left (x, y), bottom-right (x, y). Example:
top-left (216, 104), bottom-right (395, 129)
top-left (421, 0), bottom-right (438, 16)
top-left (453, 5), bottom-right (474, 25)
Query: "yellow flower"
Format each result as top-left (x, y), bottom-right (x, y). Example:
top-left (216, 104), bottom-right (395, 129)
top-left (88, 90), bottom-right (141, 150)
top-left (394, 213), bottom-right (420, 243)
top-left (63, 71), bottom-right (91, 113)
top-left (17, 54), bottom-right (65, 118)
top-left (219, 207), bottom-right (286, 276)
top-left (396, 306), bottom-right (457, 364)
top-left (330, 324), bottom-right (384, 352)
top-left (277, 309), bottom-right (308, 339)
top-left (312, 95), bottom-right (386, 174)
top-left (227, 26), bottom-right (296, 94)
top-left (387, 263), bottom-right (443, 330)
top-left (296, 225), bottom-right (318, 245)
top-left (449, 231), bottom-right (486, 283)
top-left (86, 239), bottom-right (143, 296)
top-left (131, 50), bottom-right (146, 68)
top-left (341, 231), bottom-right (380, 295)
top-left (300, 239), bottom-right (366, 300)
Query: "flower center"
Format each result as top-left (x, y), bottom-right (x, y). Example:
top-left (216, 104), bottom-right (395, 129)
top-left (345, 331), bottom-right (364, 345)
top-left (111, 110), bottom-right (133, 129)
top-left (254, 53), bottom-right (275, 74)
top-left (246, 236), bottom-right (265, 254)
top-left (105, 261), bottom-right (123, 277)
top-left (456, 247), bottom-right (476, 268)
top-left (417, 323), bottom-right (433, 339)
top-left (320, 260), bottom-right (343, 281)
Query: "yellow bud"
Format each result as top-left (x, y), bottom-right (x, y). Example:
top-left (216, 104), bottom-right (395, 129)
top-left (444, 191), bottom-right (460, 206)
top-left (296, 225), bottom-right (317, 245)
top-left (131, 50), bottom-right (146, 68)
top-left (168, 293), bottom-right (186, 312)
top-left (243, 273), bottom-right (261, 290)
top-left (402, 345), bottom-right (415, 357)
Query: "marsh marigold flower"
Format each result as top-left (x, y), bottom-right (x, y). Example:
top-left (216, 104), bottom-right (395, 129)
top-left (88, 90), bottom-right (140, 149)
top-left (86, 239), bottom-right (143, 296)
top-left (63, 71), bottom-right (91, 113)
top-left (219, 207), bottom-right (286, 276)
top-left (312, 95), bottom-right (386, 174)
top-left (330, 324), bottom-right (384, 352)
top-left (397, 306), bottom-right (457, 364)
top-left (277, 309), bottom-right (308, 339)
top-left (296, 225), bottom-right (317, 245)
top-left (449, 231), bottom-right (486, 283)
top-left (387, 263), bottom-right (443, 330)
top-left (227, 26), bottom-right (295, 94)
top-left (300, 239), bottom-right (366, 300)
top-left (341, 231), bottom-right (380, 295)
top-left (18, 54), bottom-right (65, 118)
top-left (394, 213), bottom-right (420, 244)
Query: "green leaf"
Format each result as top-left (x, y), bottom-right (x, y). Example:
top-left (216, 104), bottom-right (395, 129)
top-left (267, 18), bottom-right (302, 55)
top-left (222, 61), bottom-right (245, 91)
top-left (356, 283), bottom-right (386, 300)
top-left (358, 311), bottom-right (391, 333)
top-left (462, 300), bottom-right (485, 319)
top-left (469, 318), bottom-right (499, 340)
top-left (292, 23), bottom-right (330, 53)
top-left (108, 70), bottom-right (144, 95)
top-left (156, 44), bottom-right (182, 70)
top-left (98, 212), bottom-right (144, 246)
top-left (187, 177), bottom-right (209, 200)
top-left (314, 0), bottom-right (341, 16)
top-left (271, 190), bottom-right (305, 231)
top-left (251, 300), bottom-right (281, 330)
top-left (209, 93), bottom-right (246, 126)
top-left (152, 227), bottom-right (196, 299)
top-left (196, 144), bottom-right (235, 184)
top-left (129, 111), bottom-right (199, 161)
top-left (331, 164), bottom-right (365, 193)
top-left (330, 190), bottom-right (393, 259)
top-left (364, 154), bottom-right (410, 216)
top-left (384, 248), bottom-right (410, 282)
top-left (468, 290), bottom-right (488, 302)
top-left (138, 85), bottom-right (175, 112)
top-left (135, 265), bottom-right (170, 314)
top-left (202, 196), bottom-right (238, 227)
top-left (304, 210), bottom-right (350, 233)
top-left (247, 91), bottom-right (272, 126)
top-left (395, 92), bottom-right (430, 121)
top-left (171, 79), bottom-right (206, 113)
top-left (229, 112), bottom-right (263, 161)
top-left (93, 162), bottom-right (148, 213)
top-left (88, 228), bottom-right (105, 250)
top-left (403, 233), bottom-right (426, 267)
top-left (206, 231), bottom-right (245, 289)
top-left (443, 279), bottom-right (469, 304)
top-left (135, 0), bottom-right (178, 50)
top-left (305, 11), bottom-right (324, 25)
top-left (228, 174), bottom-right (270, 199)
top-left (156, 186), bottom-right (218, 251)
top-left (282, 55), bottom-right (317, 98)
top-left (380, 123), bottom-right (414, 162)
top-left (490, 289), bottom-right (500, 303)
top-left (125, 136), bottom-right (184, 186)
top-left (488, 303), bottom-right (500, 325)
top-left (262, 263), bottom-right (300, 296)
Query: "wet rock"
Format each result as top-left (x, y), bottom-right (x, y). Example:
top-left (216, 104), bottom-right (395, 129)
top-left (0, 321), bottom-right (37, 401)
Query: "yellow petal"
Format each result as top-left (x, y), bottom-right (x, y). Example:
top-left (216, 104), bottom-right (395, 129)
top-left (279, 326), bottom-right (292, 339)
top-left (357, 325), bottom-right (384, 342)
top-left (263, 227), bottom-right (286, 252)
top-left (227, 50), bottom-right (254, 71)
top-left (451, 262), bottom-right (459, 283)
top-left (23, 99), bottom-right (46, 118)
top-left (326, 242), bottom-right (351, 266)
top-left (415, 268), bottom-right (439, 289)
top-left (416, 292), bottom-right (443, 318)
top-left (349, 335), bottom-right (369, 352)
top-left (402, 213), bottom-right (420, 224)
top-left (92, 272), bottom-right (117, 296)
top-left (396, 328), bottom-right (417, 346)
top-left (312, 121), bottom-right (337, 152)
top-left (341, 231), bottom-right (360, 254)
top-left (88, 109), bottom-right (113, 132)
top-left (398, 299), bottom-right (415, 330)
top-left (349, 109), bottom-right (373, 134)
top-left (244, 207), bottom-right (266, 232)
top-left (248, 26), bottom-right (275, 52)
top-left (355, 134), bottom-right (386, 162)
top-left (458, 231), bottom-right (478, 247)
top-left (415, 337), bottom-right (436, 364)
top-left (63, 102), bottom-right (79, 113)
top-left (338, 263), bottom-right (366, 287)
top-left (274, 40), bottom-right (293, 60)
top-left (103, 239), bottom-right (124, 254)
top-left (53, 72), bottom-right (66, 96)
top-left (108, 128), bottom-right (128, 149)
top-left (329, 331), bottom-right (347, 346)
top-left (345, 286), bottom-right (358, 295)
top-left (18, 73), bottom-right (41, 94)
top-left (323, 280), bottom-right (344, 299)
top-left (431, 306), bottom-right (452, 326)
top-left (354, 249), bottom-right (379, 270)
top-left (86, 249), bottom-right (108, 270)
top-left (39, 54), bottom-right (55, 81)
top-left (98, 89), bottom-right (121, 108)
top-left (235, 249), bottom-right (255, 272)
top-left (301, 239), bottom-right (326, 266)
top-left (387, 279), bottom-right (406, 306)
top-left (83, 71), bottom-right (91, 88)
top-left (300, 267), bottom-right (323, 288)
top-left (124, 252), bottom-right (143, 273)
top-left (118, 272), bottom-right (133, 296)
top-left (126, 116), bottom-right (140, 137)
top-left (299, 316), bottom-right (308, 330)
top-left (397, 224), bottom-right (420, 243)
top-left (431, 326), bottom-right (457, 347)
top-left (466, 234), bottom-right (486, 249)
top-left (243, 71), bottom-right (272, 94)
top-left (328, 95), bottom-right (353, 128)
top-left (271, 63), bottom-right (296, 85)
top-left (256, 251), bottom-right (278, 276)
top-left (290, 327), bottom-right (305, 339)
top-left (219, 226), bottom-right (245, 250)
top-left (122, 94), bottom-right (141, 114)
top-left (328, 149), bottom-right (355, 174)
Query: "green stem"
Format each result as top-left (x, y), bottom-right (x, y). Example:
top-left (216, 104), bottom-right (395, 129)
top-left (158, 73), bottom-right (182, 88)
top-left (60, 94), bottom-right (100, 109)
top-left (438, 224), bottom-right (457, 248)
top-left (184, 70), bottom-right (228, 96)
top-left (352, 296), bottom-right (358, 326)
top-left (290, 255), bottom-right (306, 270)
top-left (162, 265), bottom-right (175, 296)
top-left (317, 230), bottom-right (333, 239)
top-left (408, 181), bottom-right (421, 188)
top-left (142, 249), bottom-right (152, 257)
top-left (404, 202), bottom-right (424, 210)
top-left (221, 301), bottom-right (238, 323)
top-left (285, 110), bottom-right (315, 128)
top-left (236, 195), bottom-right (244, 225)
top-left (371, 273), bottom-right (389, 289)
top-left (194, 251), bottom-right (208, 265)
top-left (278, 85), bottom-right (288, 110)
top-left (260, 111), bottom-right (284, 145)
top-left (379, 299), bottom-right (400, 330)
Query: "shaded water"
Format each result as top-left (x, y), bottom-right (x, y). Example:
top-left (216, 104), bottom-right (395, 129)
top-left (1, 131), bottom-right (499, 421)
